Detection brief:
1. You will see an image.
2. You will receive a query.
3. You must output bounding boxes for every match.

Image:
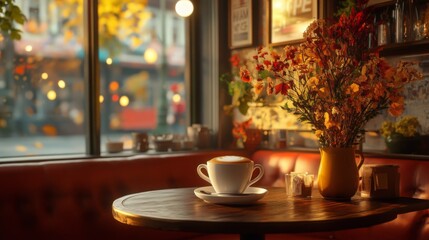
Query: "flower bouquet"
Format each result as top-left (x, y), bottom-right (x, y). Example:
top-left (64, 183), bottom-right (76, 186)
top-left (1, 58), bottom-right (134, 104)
top-left (239, 0), bottom-right (422, 199)
top-left (240, 0), bottom-right (422, 149)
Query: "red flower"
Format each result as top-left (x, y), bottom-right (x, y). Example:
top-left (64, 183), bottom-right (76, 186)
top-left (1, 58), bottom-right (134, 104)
top-left (240, 68), bottom-right (251, 83)
top-left (229, 54), bottom-right (240, 67)
top-left (272, 61), bottom-right (284, 72)
top-left (263, 60), bottom-right (272, 67)
top-left (274, 82), bottom-right (290, 95)
top-left (256, 64), bottom-right (264, 71)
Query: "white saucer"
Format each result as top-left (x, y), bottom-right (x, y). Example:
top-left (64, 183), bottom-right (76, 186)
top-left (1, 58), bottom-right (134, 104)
top-left (194, 186), bottom-right (268, 205)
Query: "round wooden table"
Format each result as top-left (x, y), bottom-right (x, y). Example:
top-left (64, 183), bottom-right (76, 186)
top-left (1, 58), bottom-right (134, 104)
top-left (112, 187), bottom-right (429, 240)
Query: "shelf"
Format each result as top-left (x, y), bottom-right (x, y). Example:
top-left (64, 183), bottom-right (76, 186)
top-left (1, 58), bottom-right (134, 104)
top-left (362, 150), bottom-right (429, 160)
top-left (257, 147), bottom-right (429, 160)
top-left (379, 39), bottom-right (429, 57)
top-left (368, 0), bottom-right (394, 8)
top-left (369, 0), bottom-right (429, 57)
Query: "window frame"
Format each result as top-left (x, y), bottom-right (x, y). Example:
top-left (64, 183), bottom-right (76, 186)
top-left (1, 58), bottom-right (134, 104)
top-left (84, 0), bottom-right (101, 156)
top-left (2, 0), bottom-right (199, 162)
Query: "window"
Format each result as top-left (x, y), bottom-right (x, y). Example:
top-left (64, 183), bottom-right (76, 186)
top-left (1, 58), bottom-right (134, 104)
top-left (0, 0), bottom-right (188, 158)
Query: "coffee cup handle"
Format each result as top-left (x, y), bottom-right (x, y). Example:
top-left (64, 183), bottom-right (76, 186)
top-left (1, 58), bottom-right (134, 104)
top-left (247, 163), bottom-right (264, 187)
top-left (197, 164), bottom-right (211, 184)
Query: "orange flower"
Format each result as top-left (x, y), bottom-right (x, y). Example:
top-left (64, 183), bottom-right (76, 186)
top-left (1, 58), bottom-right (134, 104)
top-left (346, 83), bottom-right (359, 94)
top-left (240, 67), bottom-right (251, 83)
top-left (373, 82), bottom-right (384, 99)
top-left (315, 130), bottom-right (323, 138)
top-left (388, 101), bottom-right (404, 117)
top-left (324, 112), bottom-right (334, 129)
top-left (307, 76), bottom-right (320, 92)
top-left (253, 82), bottom-right (264, 96)
top-left (266, 77), bottom-right (274, 95)
top-left (232, 118), bottom-right (253, 141)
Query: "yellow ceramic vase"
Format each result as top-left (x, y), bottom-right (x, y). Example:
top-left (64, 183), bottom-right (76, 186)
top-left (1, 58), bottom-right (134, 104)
top-left (318, 147), bottom-right (363, 200)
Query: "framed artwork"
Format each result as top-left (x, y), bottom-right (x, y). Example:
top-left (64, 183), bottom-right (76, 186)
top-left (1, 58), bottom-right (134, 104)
top-left (269, 0), bottom-right (318, 46)
top-left (229, 0), bottom-right (254, 49)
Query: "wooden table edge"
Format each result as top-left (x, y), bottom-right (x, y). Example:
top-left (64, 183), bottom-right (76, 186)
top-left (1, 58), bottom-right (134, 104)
top-left (111, 187), bottom-right (429, 234)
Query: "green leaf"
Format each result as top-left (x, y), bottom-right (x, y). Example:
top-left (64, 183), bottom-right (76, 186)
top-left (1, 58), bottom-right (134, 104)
top-left (259, 70), bottom-right (273, 79)
top-left (10, 29), bottom-right (21, 40)
top-left (1, 21), bottom-right (11, 31)
top-left (11, 5), bottom-right (21, 19)
top-left (0, 1), bottom-right (26, 40)
top-left (15, 13), bottom-right (26, 24)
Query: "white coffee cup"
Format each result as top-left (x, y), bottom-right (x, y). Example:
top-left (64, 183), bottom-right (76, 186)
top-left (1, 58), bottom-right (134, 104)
top-left (197, 156), bottom-right (264, 194)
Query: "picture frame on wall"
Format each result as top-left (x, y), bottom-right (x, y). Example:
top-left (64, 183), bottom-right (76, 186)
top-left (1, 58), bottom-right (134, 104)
top-left (269, 0), bottom-right (318, 46)
top-left (229, 0), bottom-right (254, 49)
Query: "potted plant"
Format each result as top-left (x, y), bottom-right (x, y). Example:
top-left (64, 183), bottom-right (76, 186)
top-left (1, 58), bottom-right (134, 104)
top-left (380, 116), bottom-right (421, 154)
top-left (222, 53), bottom-right (275, 150)
top-left (238, 0), bottom-right (423, 199)
top-left (231, 118), bottom-right (262, 151)
top-left (221, 53), bottom-right (274, 116)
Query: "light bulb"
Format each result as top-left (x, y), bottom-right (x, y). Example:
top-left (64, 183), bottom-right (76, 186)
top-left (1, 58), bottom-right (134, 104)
top-left (144, 48), bottom-right (158, 64)
top-left (175, 0), bottom-right (194, 17)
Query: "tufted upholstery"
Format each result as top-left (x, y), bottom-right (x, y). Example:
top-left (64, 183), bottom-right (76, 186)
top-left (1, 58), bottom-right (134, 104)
top-left (0, 149), bottom-right (428, 240)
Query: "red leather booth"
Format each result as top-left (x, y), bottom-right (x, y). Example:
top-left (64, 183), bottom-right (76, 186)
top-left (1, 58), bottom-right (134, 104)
top-left (0, 149), bottom-right (428, 240)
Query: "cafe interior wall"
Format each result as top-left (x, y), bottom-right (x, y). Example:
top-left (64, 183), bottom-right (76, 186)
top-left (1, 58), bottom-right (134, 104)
top-left (225, 1), bottom-right (429, 152)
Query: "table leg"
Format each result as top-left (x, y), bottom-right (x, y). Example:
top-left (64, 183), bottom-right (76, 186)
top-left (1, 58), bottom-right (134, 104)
top-left (240, 233), bottom-right (265, 240)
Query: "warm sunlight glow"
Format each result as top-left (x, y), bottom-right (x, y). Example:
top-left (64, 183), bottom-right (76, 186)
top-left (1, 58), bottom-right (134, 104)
top-left (47, 90), bottom-right (57, 100)
top-left (110, 81), bottom-right (119, 92)
top-left (25, 45), bottom-right (33, 52)
top-left (175, 0), bottom-right (194, 17)
top-left (144, 48), bottom-right (158, 64)
top-left (41, 72), bottom-right (49, 80)
top-left (58, 80), bottom-right (66, 88)
top-left (119, 96), bottom-right (130, 107)
top-left (273, 0), bottom-right (283, 9)
top-left (172, 93), bottom-right (181, 103)
top-left (106, 57), bottom-right (113, 65)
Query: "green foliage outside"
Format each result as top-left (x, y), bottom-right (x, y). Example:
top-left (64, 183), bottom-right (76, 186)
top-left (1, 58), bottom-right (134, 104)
top-left (0, 0), bottom-right (26, 40)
